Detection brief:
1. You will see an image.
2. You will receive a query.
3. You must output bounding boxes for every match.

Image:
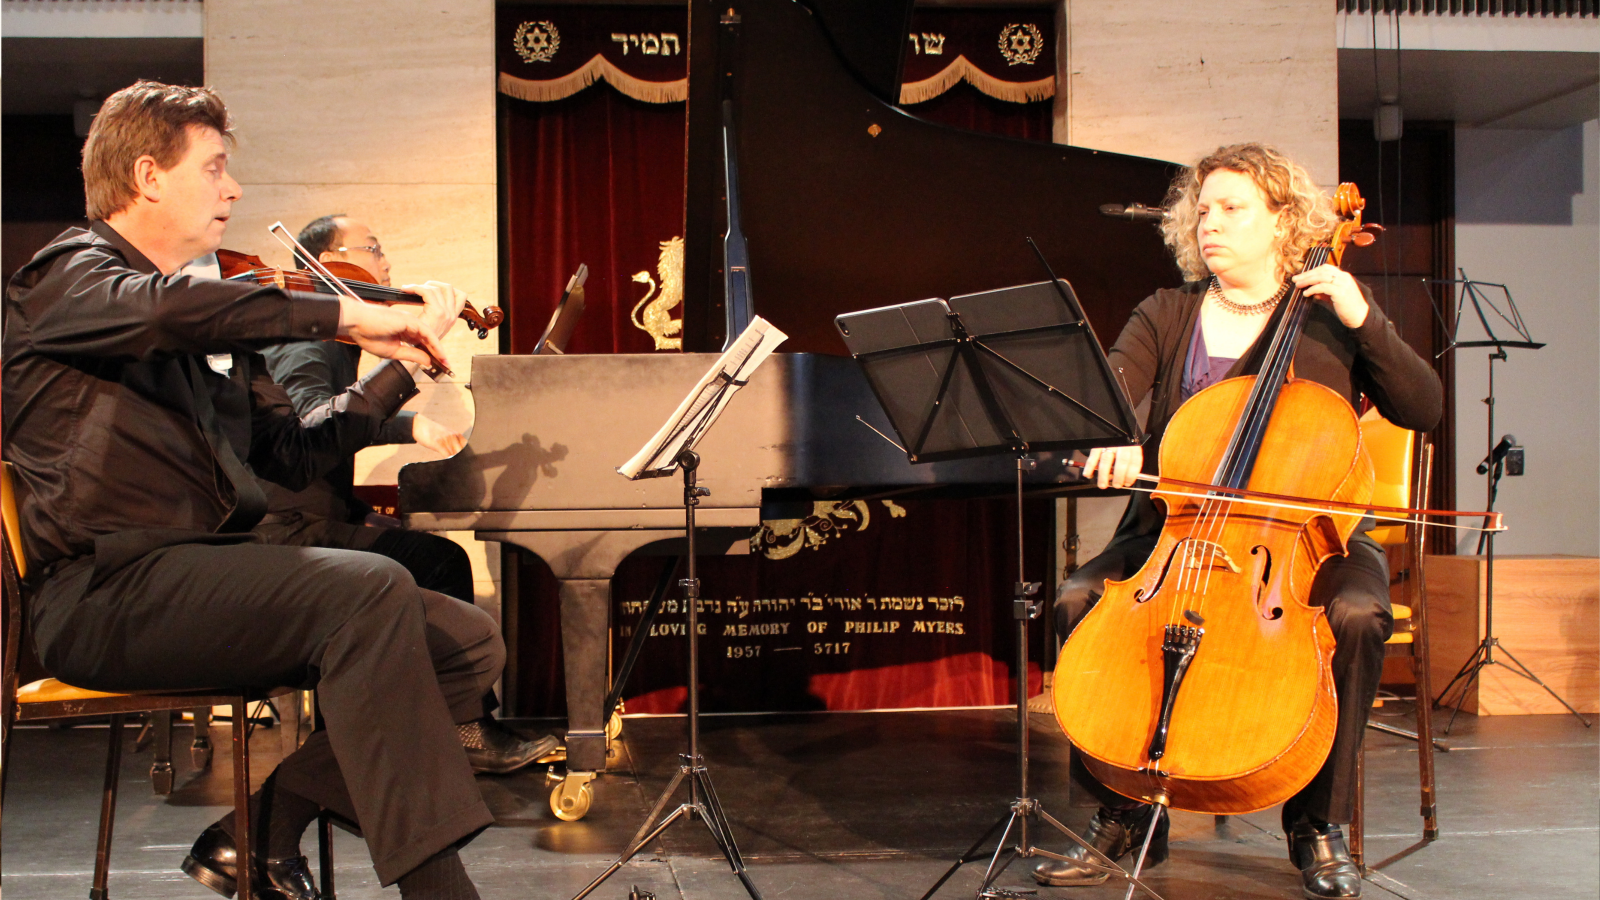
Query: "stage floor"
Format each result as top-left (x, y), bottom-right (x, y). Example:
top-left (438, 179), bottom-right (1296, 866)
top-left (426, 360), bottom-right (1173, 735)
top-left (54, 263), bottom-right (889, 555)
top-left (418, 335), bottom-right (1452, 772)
top-left (2, 706), bottom-right (1595, 899)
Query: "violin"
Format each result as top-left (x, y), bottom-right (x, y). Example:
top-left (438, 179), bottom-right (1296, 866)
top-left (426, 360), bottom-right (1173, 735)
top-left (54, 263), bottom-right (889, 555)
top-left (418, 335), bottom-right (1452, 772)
top-left (1051, 184), bottom-right (1385, 815)
top-left (216, 249), bottom-right (506, 339)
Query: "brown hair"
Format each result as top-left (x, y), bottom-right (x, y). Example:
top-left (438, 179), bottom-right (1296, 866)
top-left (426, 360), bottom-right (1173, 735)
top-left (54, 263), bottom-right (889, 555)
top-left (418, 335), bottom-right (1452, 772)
top-left (81, 81), bottom-right (233, 221)
top-left (1159, 142), bottom-right (1337, 283)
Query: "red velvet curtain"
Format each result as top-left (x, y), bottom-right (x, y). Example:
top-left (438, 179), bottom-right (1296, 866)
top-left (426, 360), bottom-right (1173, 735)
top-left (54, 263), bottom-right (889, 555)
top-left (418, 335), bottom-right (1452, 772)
top-left (903, 82), bottom-right (1054, 142)
top-left (501, 88), bottom-right (687, 354)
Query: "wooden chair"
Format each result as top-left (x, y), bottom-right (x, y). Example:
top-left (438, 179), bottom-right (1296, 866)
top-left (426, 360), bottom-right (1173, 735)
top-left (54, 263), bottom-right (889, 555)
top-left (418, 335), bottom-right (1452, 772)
top-left (0, 462), bottom-right (326, 900)
top-left (1349, 409), bottom-right (1441, 869)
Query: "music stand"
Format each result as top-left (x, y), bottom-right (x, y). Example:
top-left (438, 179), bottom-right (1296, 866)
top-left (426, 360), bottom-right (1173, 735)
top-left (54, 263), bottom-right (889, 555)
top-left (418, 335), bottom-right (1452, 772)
top-left (571, 317), bottom-right (787, 900)
top-left (836, 254), bottom-right (1166, 900)
top-left (1428, 271), bottom-right (1590, 730)
top-left (533, 264), bottom-right (588, 355)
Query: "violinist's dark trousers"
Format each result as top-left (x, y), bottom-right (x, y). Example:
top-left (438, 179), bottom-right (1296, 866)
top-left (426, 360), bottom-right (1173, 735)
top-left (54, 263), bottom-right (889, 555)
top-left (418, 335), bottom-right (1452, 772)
top-left (29, 541), bottom-right (500, 885)
top-left (255, 512), bottom-right (475, 611)
top-left (1053, 529), bottom-right (1394, 825)
top-left (255, 512), bottom-right (490, 717)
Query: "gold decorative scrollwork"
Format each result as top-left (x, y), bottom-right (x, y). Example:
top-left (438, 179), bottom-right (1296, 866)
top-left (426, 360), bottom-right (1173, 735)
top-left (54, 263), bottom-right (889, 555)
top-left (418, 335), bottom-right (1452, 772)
top-left (630, 236), bottom-right (684, 350)
top-left (753, 499), bottom-right (907, 560)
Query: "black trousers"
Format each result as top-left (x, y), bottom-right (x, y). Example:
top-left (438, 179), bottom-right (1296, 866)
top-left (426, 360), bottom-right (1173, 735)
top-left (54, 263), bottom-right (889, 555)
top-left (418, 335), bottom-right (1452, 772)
top-left (1053, 528), bottom-right (1393, 825)
top-left (254, 513), bottom-right (493, 717)
top-left (255, 513), bottom-right (475, 605)
top-left (31, 541), bottom-right (499, 885)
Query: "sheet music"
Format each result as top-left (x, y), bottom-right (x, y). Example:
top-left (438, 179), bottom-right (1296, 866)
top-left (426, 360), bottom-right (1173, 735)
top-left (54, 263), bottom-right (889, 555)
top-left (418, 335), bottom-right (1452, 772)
top-left (618, 316), bottom-right (788, 480)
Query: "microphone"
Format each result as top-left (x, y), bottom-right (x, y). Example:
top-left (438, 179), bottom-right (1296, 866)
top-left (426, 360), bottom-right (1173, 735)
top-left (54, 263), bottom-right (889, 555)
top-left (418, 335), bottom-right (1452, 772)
top-left (1099, 203), bottom-right (1165, 222)
top-left (1477, 434), bottom-right (1517, 475)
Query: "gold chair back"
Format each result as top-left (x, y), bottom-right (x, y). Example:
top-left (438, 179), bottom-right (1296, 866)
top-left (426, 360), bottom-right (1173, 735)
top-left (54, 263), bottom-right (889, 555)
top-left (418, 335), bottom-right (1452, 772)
top-left (1359, 407), bottom-right (1416, 547)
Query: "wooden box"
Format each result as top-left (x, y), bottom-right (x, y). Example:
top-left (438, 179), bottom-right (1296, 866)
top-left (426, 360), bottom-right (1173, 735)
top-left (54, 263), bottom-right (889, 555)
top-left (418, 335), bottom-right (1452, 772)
top-left (1425, 555), bottom-right (1599, 715)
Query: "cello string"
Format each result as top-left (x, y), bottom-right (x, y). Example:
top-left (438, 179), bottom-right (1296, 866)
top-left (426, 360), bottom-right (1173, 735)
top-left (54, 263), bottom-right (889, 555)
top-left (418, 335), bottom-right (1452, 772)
top-left (1189, 242), bottom-right (1338, 619)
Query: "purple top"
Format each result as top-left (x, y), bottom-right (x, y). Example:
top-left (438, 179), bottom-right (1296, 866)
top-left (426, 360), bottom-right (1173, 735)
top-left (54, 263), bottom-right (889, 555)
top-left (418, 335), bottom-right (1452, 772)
top-left (1181, 317), bottom-right (1239, 401)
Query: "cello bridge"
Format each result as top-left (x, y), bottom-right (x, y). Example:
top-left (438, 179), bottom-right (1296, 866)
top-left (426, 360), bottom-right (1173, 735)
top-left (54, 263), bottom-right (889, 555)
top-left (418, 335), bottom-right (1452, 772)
top-left (1179, 539), bottom-right (1241, 574)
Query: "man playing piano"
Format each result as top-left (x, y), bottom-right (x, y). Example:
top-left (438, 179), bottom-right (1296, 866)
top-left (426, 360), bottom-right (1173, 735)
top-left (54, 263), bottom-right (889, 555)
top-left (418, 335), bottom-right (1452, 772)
top-left (3, 80), bottom-right (500, 900)
top-left (254, 212), bottom-right (557, 774)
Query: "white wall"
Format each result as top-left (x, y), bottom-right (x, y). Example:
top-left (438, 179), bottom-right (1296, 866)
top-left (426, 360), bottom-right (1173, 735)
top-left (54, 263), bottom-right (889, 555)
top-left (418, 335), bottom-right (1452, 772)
top-left (1062, 0), bottom-right (1338, 183)
top-left (1453, 119), bottom-right (1599, 557)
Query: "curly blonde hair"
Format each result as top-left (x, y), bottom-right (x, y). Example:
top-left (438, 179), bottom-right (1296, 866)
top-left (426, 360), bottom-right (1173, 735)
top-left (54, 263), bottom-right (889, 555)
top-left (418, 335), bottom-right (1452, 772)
top-left (1159, 143), bottom-right (1337, 283)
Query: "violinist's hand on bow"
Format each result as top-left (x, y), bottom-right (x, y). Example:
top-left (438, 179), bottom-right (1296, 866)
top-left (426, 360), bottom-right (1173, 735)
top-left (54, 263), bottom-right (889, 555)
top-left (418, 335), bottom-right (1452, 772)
top-left (404, 280), bottom-right (470, 340)
top-left (1081, 445), bottom-right (1144, 490)
top-left (337, 298), bottom-right (450, 371)
top-left (1292, 264), bottom-right (1368, 329)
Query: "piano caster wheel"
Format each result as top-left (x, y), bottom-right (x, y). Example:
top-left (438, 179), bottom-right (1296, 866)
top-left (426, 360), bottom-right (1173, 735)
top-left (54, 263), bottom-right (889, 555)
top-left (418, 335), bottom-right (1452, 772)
top-left (549, 770), bottom-right (595, 822)
top-left (607, 710), bottom-right (623, 741)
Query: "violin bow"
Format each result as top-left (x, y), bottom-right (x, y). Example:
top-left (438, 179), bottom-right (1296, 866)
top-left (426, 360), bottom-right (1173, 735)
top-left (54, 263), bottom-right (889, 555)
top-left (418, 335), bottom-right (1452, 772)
top-left (267, 222), bottom-right (452, 379)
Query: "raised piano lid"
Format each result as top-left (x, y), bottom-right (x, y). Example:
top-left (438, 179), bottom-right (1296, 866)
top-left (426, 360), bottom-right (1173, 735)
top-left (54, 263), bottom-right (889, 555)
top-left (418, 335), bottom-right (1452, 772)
top-left (681, 0), bottom-right (1182, 355)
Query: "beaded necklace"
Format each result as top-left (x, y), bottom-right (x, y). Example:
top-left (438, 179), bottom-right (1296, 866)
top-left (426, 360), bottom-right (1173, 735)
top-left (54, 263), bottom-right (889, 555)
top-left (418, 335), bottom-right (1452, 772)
top-left (1207, 275), bottom-right (1290, 315)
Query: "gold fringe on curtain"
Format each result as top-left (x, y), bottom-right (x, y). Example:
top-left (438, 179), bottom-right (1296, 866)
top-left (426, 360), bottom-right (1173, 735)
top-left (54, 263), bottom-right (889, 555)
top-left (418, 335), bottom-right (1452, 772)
top-left (499, 55), bottom-right (687, 104)
top-left (899, 56), bottom-right (1054, 105)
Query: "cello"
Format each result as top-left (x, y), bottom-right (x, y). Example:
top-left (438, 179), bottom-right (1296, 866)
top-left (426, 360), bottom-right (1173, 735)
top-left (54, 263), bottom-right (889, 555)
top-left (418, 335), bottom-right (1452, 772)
top-left (1051, 184), bottom-right (1384, 816)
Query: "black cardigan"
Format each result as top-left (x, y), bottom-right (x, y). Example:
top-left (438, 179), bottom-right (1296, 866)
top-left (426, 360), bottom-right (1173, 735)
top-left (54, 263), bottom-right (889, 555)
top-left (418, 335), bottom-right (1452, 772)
top-left (1105, 280), bottom-right (1444, 541)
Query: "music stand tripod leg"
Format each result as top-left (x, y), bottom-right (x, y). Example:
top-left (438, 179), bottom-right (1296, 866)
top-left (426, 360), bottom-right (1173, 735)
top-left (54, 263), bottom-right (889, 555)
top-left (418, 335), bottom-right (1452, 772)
top-left (571, 451), bottom-right (763, 900)
top-left (920, 459), bottom-right (1165, 900)
top-left (1490, 644), bottom-right (1593, 727)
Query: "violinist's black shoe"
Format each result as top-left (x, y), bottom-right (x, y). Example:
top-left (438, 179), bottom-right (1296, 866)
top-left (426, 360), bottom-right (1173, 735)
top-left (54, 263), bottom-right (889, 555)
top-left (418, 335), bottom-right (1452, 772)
top-left (457, 717), bottom-right (560, 775)
top-left (180, 822), bottom-right (320, 900)
top-left (1031, 804), bottom-right (1169, 887)
top-left (1288, 820), bottom-right (1363, 899)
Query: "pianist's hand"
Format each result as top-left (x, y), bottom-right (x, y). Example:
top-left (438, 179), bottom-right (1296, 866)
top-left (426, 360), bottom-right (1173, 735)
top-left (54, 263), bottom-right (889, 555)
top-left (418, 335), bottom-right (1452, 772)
top-left (337, 298), bottom-right (450, 371)
top-left (1081, 445), bottom-right (1144, 490)
top-left (412, 413), bottom-right (467, 457)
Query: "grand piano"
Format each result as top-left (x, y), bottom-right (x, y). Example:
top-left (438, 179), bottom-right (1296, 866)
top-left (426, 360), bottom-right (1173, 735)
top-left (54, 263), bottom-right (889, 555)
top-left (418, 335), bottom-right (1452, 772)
top-left (400, 0), bottom-right (1180, 811)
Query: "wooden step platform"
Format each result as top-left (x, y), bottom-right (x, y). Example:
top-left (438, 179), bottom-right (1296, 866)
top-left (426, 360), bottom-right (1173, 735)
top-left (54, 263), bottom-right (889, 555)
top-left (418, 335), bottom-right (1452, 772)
top-left (1427, 554), bottom-right (1599, 715)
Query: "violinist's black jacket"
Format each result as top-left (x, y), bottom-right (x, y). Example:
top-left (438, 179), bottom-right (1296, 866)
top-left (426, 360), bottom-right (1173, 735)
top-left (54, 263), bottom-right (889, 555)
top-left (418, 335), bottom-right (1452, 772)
top-left (1, 221), bottom-right (498, 886)
top-left (2, 220), bottom-right (417, 578)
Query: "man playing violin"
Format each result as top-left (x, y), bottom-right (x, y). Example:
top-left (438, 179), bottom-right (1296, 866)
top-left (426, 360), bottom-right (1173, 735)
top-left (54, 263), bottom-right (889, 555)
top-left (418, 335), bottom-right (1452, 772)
top-left (3, 81), bottom-right (500, 900)
top-left (252, 213), bottom-right (558, 774)
top-left (1038, 143), bottom-right (1442, 900)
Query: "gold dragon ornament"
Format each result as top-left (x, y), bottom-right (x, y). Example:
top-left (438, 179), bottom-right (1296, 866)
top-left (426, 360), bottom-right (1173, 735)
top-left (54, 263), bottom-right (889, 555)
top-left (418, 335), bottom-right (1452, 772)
top-left (630, 236), bottom-right (684, 350)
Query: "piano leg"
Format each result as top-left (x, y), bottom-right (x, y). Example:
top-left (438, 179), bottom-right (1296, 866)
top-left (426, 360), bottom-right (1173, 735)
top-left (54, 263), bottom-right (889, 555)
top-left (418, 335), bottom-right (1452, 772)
top-left (558, 577), bottom-right (613, 773)
top-left (486, 530), bottom-right (694, 776)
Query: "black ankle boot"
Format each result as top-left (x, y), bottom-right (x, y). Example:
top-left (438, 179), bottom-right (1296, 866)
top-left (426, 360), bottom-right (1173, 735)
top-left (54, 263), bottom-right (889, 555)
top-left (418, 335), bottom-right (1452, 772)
top-left (1288, 820), bottom-right (1362, 899)
top-left (1031, 805), bottom-right (1169, 887)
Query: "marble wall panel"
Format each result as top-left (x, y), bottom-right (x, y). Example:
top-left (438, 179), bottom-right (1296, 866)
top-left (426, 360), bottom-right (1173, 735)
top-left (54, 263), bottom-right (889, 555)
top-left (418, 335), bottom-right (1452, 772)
top-left (1063, 0), bottom-right (1338, 185)
top-left (206, 0), bottom-right (502, 606)
top-left (205, 0), bottom-right (496, 186)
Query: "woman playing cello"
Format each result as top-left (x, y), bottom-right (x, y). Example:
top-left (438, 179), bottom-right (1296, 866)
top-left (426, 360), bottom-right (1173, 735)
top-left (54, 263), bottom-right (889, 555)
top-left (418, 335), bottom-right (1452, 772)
top-left (1036, 143), bottom-right (1441, 900)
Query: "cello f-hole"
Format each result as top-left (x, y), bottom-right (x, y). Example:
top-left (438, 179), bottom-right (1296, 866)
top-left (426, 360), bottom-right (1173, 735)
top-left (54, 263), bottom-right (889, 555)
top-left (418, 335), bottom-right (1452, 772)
top-left (1250, 545), bottom-right (1282, 620)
